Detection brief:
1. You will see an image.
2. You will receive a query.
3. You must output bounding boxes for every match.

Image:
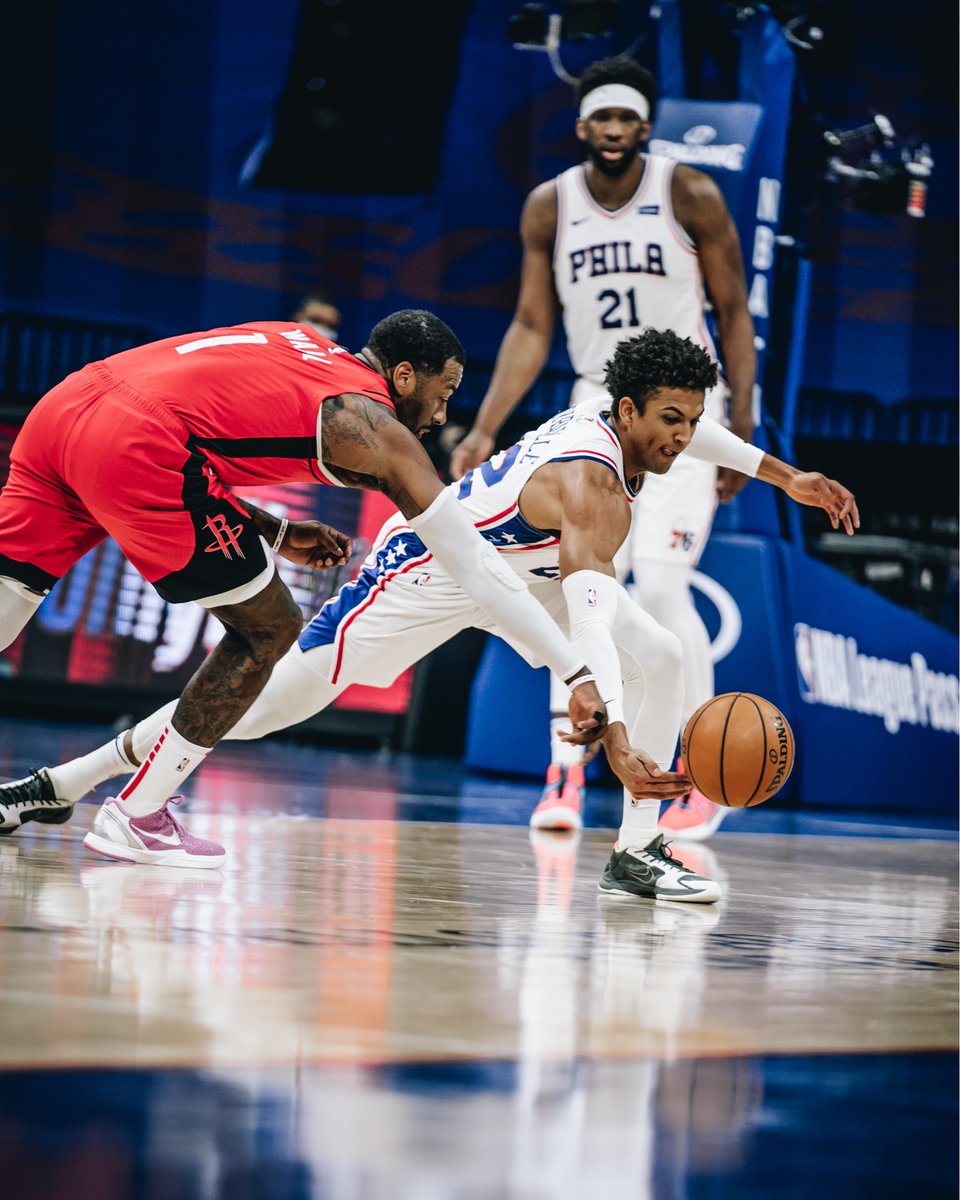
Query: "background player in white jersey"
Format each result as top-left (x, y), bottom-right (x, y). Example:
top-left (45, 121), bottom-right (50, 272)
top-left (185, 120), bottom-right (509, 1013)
top-left (0, 330), bottom-right (859, 902)
top-left (450, 56), bottom-right (756, 841)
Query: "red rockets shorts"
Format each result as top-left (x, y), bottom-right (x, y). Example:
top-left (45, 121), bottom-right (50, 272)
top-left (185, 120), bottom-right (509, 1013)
top-left (0, 364), bottom-right (270, 604)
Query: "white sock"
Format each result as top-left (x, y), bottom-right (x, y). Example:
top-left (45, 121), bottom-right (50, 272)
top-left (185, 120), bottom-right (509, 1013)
top-left (617, 798), bottom-right (661, 852)
top-left (549, 716), bottom-right (585, 769)
top-left (118, 724), bottom-right (210, 817)
top-left (131, 701), bottom-right (178, 763)
top-left (46, 734), bottom-right (137, 803)
top-left (547, 670), bottom-right (584, 768)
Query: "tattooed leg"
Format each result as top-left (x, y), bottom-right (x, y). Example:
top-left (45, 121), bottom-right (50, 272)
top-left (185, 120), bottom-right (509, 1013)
top-left (171, 572), bottom-right (304, 747)
top-left (101, 573), bottom-right (304, 817)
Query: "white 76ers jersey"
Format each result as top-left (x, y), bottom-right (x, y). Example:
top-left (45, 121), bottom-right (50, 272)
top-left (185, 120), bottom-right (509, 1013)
top-left (553, 155), bottom-right (722, 418)
top-left (454, 398), bottom-right (634, 583)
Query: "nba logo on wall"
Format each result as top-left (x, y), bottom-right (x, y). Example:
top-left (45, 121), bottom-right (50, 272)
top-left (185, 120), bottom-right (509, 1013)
top-left (794, 622), bottom-right (818, 703)
top-left (793, 622), bottom-right (959, 735)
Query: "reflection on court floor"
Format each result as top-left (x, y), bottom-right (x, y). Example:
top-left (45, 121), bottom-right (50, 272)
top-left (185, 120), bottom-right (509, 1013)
top-left (0, 717), bottom-right (956, 1199)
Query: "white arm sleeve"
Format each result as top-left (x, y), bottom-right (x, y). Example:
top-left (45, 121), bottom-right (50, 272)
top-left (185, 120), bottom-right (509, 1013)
top-left (407, 488), bottom-right (586, 684)
top-left (686, 415), bottom-right (764, 476)
top-left (561, 570), bottom-right (625, 727)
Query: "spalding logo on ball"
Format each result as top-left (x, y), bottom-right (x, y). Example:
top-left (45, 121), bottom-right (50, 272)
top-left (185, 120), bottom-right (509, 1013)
top-left (680, 692), bottom-right (795, 808)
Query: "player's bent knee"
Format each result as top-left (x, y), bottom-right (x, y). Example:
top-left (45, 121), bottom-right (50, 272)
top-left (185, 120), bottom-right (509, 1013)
top-left (651, 624), bottom-right (683, 676)
top-left (619, 619), bottom-right (682, 682)
top-left (632, 561), bottom-right (692, 618)
top-left (212, 576), bottom-right (304, 661)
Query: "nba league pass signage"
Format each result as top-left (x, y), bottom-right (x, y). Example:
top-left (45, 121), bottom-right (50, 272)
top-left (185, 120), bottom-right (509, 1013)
top-left (793, 624), bottom-right (959, 737)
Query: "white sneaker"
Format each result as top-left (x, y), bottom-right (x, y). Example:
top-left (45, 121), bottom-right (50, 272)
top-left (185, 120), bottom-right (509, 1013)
top-left (597, 834), bottom-right (721, 904)
top-left (83, 796), bottom-right (226, 870)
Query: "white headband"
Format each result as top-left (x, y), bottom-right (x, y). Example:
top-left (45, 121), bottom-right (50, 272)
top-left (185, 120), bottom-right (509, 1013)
top-left (579, 84), bottom-right (650, 122)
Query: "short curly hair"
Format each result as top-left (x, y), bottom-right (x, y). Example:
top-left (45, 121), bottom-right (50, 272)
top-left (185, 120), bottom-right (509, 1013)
top-left (604, 329), bottom-right (718, 414)
top-left (577, 56), bottom-right (658, 122)
top-left (366, 310), bottom-right (465, 376)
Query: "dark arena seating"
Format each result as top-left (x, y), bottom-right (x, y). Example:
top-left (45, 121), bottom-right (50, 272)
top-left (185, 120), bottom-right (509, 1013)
top-left (0, 3), bottom-right (955, 1196)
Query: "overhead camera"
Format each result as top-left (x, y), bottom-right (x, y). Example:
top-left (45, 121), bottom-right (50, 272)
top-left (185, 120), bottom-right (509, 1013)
top-left (823, 115), bottom-right (933, 218)
top-left (508, 0), bottom-right (625, 48)
top-left (508, 3), bottom-right (550, 46)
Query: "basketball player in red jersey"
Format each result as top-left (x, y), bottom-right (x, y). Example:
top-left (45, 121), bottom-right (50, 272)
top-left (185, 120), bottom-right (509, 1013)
top-left (0, 310), bottom-right (609, 868)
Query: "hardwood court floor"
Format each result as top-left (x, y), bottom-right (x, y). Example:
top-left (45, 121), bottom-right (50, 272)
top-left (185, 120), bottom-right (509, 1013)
top-left (0, 717), bottom-right (956, 1199)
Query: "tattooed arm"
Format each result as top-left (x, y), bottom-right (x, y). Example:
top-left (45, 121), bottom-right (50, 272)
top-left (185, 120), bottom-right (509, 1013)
top-left (319, 393), bottom-right (446, 516)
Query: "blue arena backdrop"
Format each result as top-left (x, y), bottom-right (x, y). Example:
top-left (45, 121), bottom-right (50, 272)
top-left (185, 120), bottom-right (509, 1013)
top-left (0, 426), bottom-right (412, 721)
top-left (1, 1), bottom-right (953, 404)
top-left (465, 531), bottom-right (960, 813)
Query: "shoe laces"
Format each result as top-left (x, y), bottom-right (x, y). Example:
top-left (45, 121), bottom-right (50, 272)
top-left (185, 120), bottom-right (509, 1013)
top-left (1, 770), bottom-right (51, 810)
top-left (682, 790), bottom-right (714, 816)
top-left (159, 796), bottom-right (187, 831)
top-left (540, 768), bottom-right (565, 801)
top-left (129, 795), bottom-right (187, 836)
top-left (641, 835), bottom-right (680, 867)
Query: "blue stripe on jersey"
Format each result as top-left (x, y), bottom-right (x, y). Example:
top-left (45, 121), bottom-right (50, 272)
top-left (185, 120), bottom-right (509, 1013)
top-left (478, 506), bottom-right (556, 549)
top-left (298, 528), bottom-right (428, 652)
top-left (548, 452), bottom-right (622, 482)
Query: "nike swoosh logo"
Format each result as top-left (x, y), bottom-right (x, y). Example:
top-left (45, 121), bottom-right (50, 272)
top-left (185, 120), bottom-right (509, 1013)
top-left (622, 861), bottom-right (659, 884)
top-left (571, 216), bottom-right (589, 225)
top-left (134, 826), bottom-right (184, 846)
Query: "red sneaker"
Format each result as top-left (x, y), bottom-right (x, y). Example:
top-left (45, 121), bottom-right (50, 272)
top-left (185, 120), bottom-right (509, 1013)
top-left (529, 762), bottom-right (584, 832)
top-left (658, 786), bottom-right (727, 841)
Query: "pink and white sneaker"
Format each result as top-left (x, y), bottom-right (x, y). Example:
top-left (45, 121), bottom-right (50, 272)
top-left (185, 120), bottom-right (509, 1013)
top-left (83, 796), bottom-right (226, 869)
top-left (658, 786), bottom-right (728, 842)
top-left (529, 762), bottom-right (585, 832)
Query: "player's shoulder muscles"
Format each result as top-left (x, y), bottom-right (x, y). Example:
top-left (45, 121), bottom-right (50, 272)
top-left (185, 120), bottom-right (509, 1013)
top-left (671, 164), bottom-right (732, 241)
top-left (516, 184), bottom-right (560, 329)
top-left (321, 391), bottom-right (397, 457)
top-left (321, 392), bottom-right (443, 517)
top-left (557, 459), bottom-right (631, 568)
top-left (521, 181), bottom-right (559, 251)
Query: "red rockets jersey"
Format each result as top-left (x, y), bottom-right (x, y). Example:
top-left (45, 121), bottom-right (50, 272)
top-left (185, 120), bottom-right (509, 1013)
top-left (91, 322), bottom-right (395, 488)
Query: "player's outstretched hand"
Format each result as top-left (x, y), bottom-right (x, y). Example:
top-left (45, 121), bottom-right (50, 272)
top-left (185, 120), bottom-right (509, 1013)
top-left (604, 737), bottom-right (691, 802)
top-left (785, 472), bottom-right (860, 535)
top-left (449, 429), bottom-right (495, 481)
top-left (558, 678), bottom-right (608, 745)
top-left (281, 521), bottom-right (353, 568)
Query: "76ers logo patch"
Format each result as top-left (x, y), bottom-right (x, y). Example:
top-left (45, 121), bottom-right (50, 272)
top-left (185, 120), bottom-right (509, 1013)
top-left (204, 513), bottom-right (246, 560)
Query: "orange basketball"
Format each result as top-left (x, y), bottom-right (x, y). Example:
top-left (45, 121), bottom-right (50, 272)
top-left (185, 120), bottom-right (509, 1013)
top-left (680, 692), bottom-right (795, 808)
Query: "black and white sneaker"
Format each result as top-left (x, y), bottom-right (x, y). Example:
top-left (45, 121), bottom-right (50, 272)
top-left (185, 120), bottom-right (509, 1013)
top-left (598, 834), bottom-right (721, 904)
top-left (0, 769), bottom-right (73, 836)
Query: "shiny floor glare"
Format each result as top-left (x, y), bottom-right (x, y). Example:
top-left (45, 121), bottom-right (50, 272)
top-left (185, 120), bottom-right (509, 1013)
top-left (0, 717), bottom-right (956, 1199)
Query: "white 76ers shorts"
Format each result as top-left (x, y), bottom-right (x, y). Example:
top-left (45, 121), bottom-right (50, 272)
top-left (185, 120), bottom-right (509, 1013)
top-left (572, 378), bottom-right (724, 569)
top-left (296, 512), bottom-right (566, 689)
top-left (627, 450), bottom-right (718, 567)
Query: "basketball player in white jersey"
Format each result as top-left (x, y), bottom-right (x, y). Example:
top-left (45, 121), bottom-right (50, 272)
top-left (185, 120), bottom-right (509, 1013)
top-left (450, 56), bottom-right (756, 841)
top-left (0, 330), bottom-right (859, 902)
